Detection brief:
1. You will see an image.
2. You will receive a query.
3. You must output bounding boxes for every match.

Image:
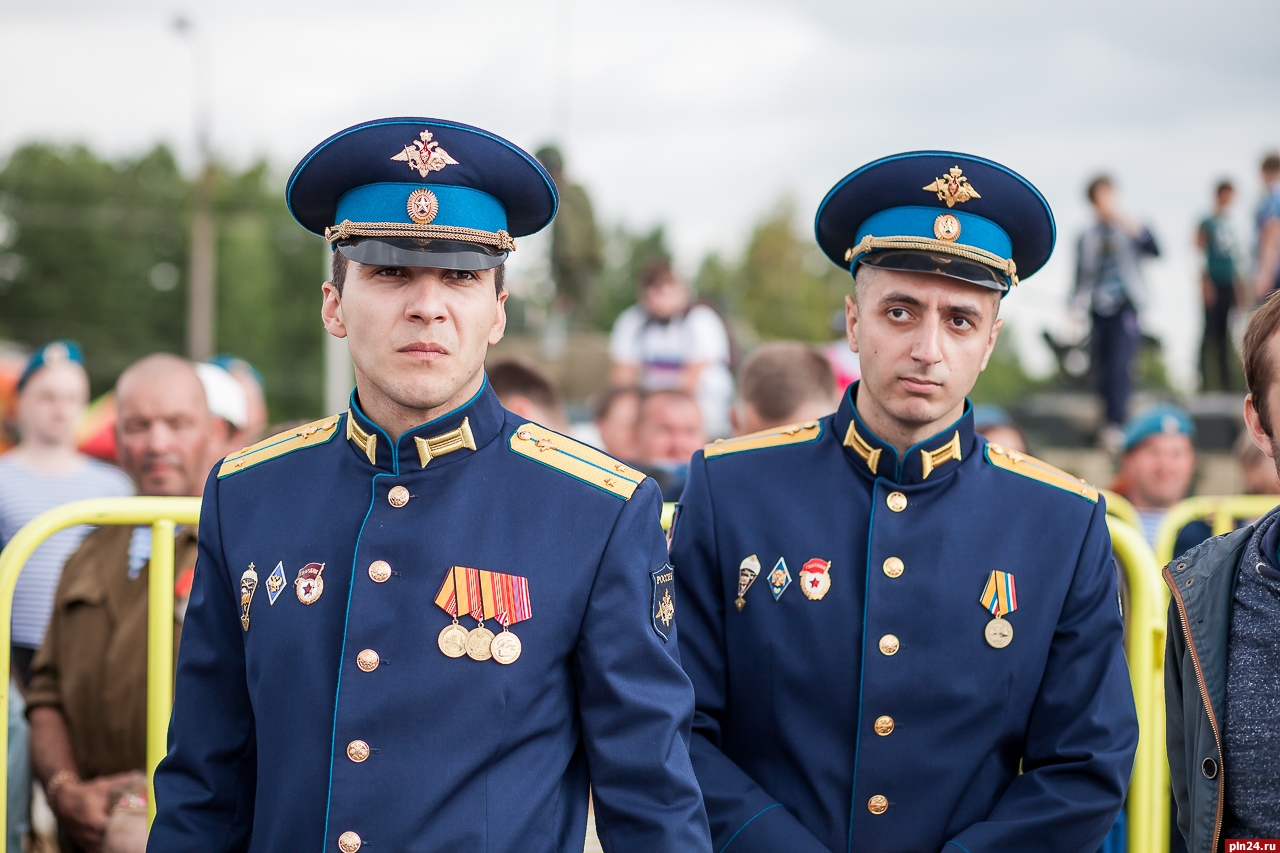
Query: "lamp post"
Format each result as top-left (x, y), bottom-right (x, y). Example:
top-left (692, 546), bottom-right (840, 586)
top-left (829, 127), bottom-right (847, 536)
top-left (173, 15), bottom-right (216, 361)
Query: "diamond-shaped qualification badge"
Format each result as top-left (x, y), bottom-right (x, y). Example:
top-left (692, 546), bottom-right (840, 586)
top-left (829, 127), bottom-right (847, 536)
top-left (769, 557), bottom-right (792, 600)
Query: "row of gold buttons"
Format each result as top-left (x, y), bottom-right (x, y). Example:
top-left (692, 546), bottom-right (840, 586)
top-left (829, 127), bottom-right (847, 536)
top-left (870, 491), bottom-right (907, 815)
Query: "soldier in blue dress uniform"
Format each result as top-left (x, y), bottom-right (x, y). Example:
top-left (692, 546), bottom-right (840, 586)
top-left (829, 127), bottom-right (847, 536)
top-left (670, 152), bottom-right (1139, 853)
top-left (147, 118), bottom-right (712, 853)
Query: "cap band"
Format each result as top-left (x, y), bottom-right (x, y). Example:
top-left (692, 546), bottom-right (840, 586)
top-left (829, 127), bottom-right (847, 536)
top-left (328, 182), bottom-right (515, 252)
top-left (843, 205), bottom-right (1019, 286)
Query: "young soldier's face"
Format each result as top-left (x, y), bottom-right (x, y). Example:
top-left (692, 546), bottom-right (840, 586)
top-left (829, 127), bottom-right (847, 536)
top-left (322, 262), bottom-right (506, 419)
top-left (846, 265), bottom-right (1002, 432)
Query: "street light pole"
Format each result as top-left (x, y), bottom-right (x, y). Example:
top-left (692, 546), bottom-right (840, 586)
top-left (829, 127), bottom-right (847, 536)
top-left (174, 15), bottom-right (216, 361)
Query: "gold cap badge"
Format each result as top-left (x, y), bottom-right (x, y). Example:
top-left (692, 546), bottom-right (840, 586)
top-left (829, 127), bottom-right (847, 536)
top-left (391, 129), bottom-right (459, 177)
top-left (406, 189), bottom-right (439, 224)
top-left (923, 166), bottom-right (981, 208)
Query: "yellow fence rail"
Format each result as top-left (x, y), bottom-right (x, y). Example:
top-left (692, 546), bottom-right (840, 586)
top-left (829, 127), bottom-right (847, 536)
top-left (1153, 495), bottom-right (1280, 567)
top-left (1107, 516), bottom-right (1169, 853)
top-left (0, 496), bottom-right (200, 835)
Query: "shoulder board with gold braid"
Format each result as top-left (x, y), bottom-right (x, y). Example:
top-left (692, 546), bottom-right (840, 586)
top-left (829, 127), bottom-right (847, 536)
top-left (983, 441), bottom-right (1098, 503)
top-left (509, 423), bottom-right (645, 500)
top-left (703, 420), bottom-right (822, 459)
top-left (218, 413), bottom-right (342, 479)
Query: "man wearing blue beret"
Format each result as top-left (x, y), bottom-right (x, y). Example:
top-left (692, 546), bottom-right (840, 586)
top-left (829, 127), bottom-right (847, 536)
top-left (147, 118), bottom-right (711, 853)
top-left (670, 152), bottom-right (1139, 853)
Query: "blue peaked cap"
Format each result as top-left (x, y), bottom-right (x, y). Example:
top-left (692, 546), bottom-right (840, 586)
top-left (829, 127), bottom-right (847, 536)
top-left (287, 117), bottom-right (558, 270)
top-left (815, 151), bottom-right (1055, 293)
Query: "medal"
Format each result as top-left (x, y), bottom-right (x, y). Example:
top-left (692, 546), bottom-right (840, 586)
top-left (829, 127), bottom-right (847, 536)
top-left (239, 564), bottom-right (258, 631)
top-left (800, 558), bottom-right (831, 601)
top-left (294, 562), bottom-right (325, 605)
top-left (466, 625), bottom-right (495, 661)
top-left (736, 555), bottom-right (761, 611)
top-left (979, 570), bottom-right (1018, 649)
top-left (434, 566), bottom-right (533, 663)
top-left (491, 627), bottom-right (522, 665)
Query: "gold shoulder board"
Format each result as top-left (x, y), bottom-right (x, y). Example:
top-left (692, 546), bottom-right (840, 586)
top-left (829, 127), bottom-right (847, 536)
top-left (703, 420), bottom-right (822, 459)
top-left (984, 441), bottom-right (1098, 503)
top-left (509, 423), bottom-right (645, 500)
top-left (218, 413), bottom-right (342, 479)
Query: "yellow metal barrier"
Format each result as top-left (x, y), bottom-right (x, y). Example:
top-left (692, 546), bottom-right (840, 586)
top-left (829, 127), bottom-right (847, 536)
top-left (1153, 495), bottom-right (1280, 567)
top-left (1102, 489), bottom-right (1142, 531)
top-left (1107, 516), bottom-right (1169, 853)
top-left (0, 496), bottom-right (200, 834)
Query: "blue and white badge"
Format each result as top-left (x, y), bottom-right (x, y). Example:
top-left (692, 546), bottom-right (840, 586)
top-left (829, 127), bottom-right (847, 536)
top-left (265, 561), bottom-right (287, 605)
top-left (769, 557), bottom-right (792, 600)
top-left (651, 563), bottom-right (676, 642)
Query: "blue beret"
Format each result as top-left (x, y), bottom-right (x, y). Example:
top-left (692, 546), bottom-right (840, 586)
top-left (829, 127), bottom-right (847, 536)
top-left (287, 117), bottom-right (558, 270)
top-left (815, 151), bottom-right (1055, 292)
top-left (18, 340), bottom-right (84, 391)
top-left (972, 404), bottom-right (1013, 430)
top-left (1122, 404), bottom-right (1195, 453)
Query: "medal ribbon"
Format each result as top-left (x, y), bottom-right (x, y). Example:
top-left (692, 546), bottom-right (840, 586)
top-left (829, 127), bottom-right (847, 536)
top-left (435, 567), bottom-right (531, 625)
top-left (979, 570), bottom-right (1017, 617)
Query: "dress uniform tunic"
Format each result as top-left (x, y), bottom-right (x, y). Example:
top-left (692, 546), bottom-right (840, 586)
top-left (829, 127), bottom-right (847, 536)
top-left (670, 387), bottom-right (1139, 852)
top-left (148, 383), bottom-right (710, 852)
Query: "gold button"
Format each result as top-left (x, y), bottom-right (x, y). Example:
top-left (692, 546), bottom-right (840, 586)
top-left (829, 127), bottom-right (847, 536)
top-left (346, 740), bottom-right (370, 763)
top-left (882, 557), bottom-right (904, 578)
top-left (878, 634), bottom-right (900, 656)
top-left (356, 649), bottom-right (380, 672)
top-left (368, 560), bottom-right (392, 583)
top-left (868, 795), bottom-right (888, 815)
top-left (874, 715), bottom-right (895, 736)
top-left (338, 831), bottom-right (362, 853)
top-left (387, 485), bottom-right (410, 507)
top-left (886, 491), bottom-right (907, 512)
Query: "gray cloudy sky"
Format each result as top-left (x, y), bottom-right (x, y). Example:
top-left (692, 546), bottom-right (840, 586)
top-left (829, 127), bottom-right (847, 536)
top-left (1, 0), bottom-right (1277, 386)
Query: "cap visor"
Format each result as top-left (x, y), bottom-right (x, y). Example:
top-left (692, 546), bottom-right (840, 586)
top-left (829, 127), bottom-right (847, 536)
top-left (337, 238), bottom-right (507, 271)
top-left (859, 250), bottom-right (1008, 291)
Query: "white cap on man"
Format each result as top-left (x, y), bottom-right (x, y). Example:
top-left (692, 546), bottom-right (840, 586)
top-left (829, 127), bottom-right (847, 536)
top-left (194, 362), bottom-right (249, 430)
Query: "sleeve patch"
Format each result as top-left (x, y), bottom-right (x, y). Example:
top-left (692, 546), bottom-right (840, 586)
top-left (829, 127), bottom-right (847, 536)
top-left (651, 564), bottom-right (676, 642)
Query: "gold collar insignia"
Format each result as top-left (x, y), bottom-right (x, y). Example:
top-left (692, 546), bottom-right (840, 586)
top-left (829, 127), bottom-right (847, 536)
top-left (920, 431), bottom-right (962, 479)
top-left (347, 412), bottom-right (377, 465)
top-left (391, 129), bottom-right (459, 177)
top-left (923, 166), bottom-right (981, 208)
top-left (415, 417), bottom-right (477, 467)
top-left (842, 421), bottom-right (881, 475)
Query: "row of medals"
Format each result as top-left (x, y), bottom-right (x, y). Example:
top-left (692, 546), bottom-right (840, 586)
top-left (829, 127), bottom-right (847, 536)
top-left (438, 619), bottom-right (522, 664)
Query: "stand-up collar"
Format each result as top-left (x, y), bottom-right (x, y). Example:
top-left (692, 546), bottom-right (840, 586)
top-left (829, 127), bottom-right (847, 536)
top-left (344, 377), bottom-right (506, 474)
top-left (832, 381), bottom-right (975, 486)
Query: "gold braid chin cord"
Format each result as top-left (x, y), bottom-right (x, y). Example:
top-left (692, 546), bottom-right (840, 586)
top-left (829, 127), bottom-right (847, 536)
top-left (844, 234), bottom-right (1018, 286)
top-left (325, 219), bottom-right (516, 252)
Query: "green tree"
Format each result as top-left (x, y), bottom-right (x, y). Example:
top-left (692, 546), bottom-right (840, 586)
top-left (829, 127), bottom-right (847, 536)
top-left (693, 200), bottom-right (848, 343)
top-left (0, 144), bottom-right (324, 420)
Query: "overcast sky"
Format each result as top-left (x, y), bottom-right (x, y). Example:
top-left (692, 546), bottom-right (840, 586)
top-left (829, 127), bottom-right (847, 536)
top-left (1, 0), bottom-right (1278, 387)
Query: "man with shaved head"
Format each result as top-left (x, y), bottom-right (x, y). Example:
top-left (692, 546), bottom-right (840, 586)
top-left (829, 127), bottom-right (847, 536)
top-left (26, 353), bottom-right (213, 853)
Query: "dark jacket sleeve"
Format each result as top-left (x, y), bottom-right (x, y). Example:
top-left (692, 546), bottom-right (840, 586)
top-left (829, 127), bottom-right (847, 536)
top-left (147, 469), bottom-right (257, 853)
top-left (944, 500), bottom-right (1139, 852)
top-left (574, 477), bottom-right (712, 852)
top-left (1166, 600), bottom-right (1192, 848)
top-left (671, 453), bottom-right (832, 853)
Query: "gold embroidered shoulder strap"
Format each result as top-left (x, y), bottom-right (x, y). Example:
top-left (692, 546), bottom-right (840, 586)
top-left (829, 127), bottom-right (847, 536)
top-left (984, 441), bottom-right (1098, 503)
top-left (509, 423), bottom-right (645, 500)
top-left (218, 413), bottom-right (342, 479)
top-left (705, 421), bottom-right (822, 459)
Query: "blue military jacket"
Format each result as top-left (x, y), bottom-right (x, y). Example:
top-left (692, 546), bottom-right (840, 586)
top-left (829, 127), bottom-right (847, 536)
top-left (670, 384), bottom-right (1138, 853)
top-left (149, 381), bottom-right (711, 853)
